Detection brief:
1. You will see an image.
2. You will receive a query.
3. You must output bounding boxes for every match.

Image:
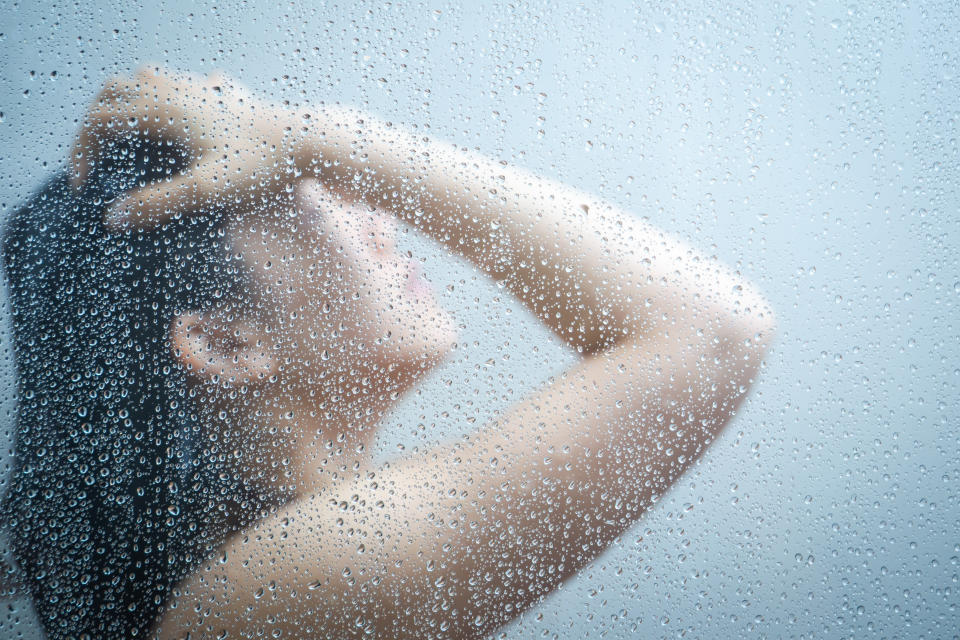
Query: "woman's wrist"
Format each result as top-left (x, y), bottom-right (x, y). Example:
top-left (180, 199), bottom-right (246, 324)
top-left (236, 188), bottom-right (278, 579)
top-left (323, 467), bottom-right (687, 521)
top-left (292, 104), bottom-right (364, 183)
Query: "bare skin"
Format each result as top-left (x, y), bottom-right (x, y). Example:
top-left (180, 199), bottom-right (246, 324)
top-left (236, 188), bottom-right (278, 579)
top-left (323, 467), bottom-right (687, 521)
top-left (73, 67), bottom-right (776, 639)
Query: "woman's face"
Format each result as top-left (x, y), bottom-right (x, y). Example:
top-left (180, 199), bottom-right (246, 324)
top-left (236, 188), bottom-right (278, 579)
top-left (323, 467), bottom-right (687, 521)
top-left (227, 179), bottom-right (458, 396)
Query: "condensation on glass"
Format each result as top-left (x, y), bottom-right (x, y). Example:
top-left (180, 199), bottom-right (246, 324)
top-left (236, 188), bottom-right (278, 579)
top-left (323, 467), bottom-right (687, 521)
top-left (0, 2), bottom-right (955, 639)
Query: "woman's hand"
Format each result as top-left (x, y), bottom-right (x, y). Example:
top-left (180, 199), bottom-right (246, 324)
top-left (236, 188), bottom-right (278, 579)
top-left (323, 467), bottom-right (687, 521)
top-left (72, 66), bottom-right (305, 228)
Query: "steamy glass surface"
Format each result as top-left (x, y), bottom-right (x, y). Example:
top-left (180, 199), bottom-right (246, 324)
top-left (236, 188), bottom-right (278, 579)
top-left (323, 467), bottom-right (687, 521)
top-left (0, 2), bottom-right (956, 639)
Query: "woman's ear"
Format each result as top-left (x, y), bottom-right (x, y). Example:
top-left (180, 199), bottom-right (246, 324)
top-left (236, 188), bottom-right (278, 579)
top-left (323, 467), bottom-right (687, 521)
top-left (170, 311), bottom-right (278, 387)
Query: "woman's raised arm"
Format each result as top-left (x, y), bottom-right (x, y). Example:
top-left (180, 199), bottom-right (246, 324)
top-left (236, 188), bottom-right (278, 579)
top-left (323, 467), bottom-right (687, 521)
top-left (300, 107), bottom-right (775, 354)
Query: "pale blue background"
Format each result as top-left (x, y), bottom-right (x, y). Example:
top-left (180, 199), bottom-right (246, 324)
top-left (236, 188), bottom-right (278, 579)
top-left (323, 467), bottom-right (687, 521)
top-left (1, 1), bottom-right (957, 638)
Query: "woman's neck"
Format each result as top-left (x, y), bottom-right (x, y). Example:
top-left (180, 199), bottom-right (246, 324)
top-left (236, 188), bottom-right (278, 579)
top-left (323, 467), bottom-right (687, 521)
top-left (207, 368), bottom-right (414, 501)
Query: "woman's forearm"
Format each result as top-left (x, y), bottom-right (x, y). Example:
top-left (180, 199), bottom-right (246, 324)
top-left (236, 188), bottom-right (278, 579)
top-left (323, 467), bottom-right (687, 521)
top-left (298, 109), bottom-right (774, 352)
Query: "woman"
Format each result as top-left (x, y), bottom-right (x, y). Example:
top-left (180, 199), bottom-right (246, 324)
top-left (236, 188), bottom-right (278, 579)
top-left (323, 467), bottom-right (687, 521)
top-left (3, 67), bottom-right (775, 639)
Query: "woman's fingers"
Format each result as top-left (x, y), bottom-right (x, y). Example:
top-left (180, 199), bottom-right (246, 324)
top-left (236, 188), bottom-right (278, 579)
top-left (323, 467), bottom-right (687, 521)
top-left (71, 70), bottom-right (202, 190)
top-left (71, 75), bottom-right (133, 188)
top-left (105, 162), bottom-right (212, 229)
top-left (74, 67), bottom-right (290, 230)
top-left (104, 156), bottom-right (278, 229)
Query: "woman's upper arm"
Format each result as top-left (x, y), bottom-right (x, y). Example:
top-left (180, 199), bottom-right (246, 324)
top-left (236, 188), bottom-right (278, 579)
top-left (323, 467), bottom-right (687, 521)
top-left (157, 316), bottom-right (771, 640)
top-left (370, 322), bottom-right (770, 637)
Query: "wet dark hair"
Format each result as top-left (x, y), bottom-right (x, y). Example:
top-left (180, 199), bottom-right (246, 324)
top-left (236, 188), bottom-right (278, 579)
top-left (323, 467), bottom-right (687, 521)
top-left (1, 139), bottom-right (268, 638)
